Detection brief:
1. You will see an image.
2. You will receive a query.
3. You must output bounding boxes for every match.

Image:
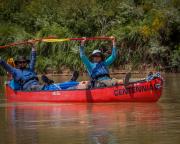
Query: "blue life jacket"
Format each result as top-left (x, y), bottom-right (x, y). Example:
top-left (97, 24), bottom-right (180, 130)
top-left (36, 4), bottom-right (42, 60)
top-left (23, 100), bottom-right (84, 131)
top-left (91, 62), bottom-right (110, 80)
top-left (13, 68), bottom-right (39, 90)
top-left (9, 79), bottom-right (21, 90)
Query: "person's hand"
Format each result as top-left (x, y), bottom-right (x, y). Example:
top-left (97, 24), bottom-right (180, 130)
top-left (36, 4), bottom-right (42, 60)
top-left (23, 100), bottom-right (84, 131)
top-left (81, 37), bottom-right (86, 46)
top-left (27, 40), bottom-right (35, 45)
top-left (28, 40), bottom-right (36, 51)
top-left (110, 36), bottom-right (116, 47)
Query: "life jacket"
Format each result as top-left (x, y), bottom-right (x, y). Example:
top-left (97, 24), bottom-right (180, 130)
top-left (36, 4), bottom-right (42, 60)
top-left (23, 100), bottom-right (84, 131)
top-left (91, 62), bottom-right (110, 80)
top-left (9, 79), bottom-right (21, 90)
top-left (13, 68), bottom-right (39, 90)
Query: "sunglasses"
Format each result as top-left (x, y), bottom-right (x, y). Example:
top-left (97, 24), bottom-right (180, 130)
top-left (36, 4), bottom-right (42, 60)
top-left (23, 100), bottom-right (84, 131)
top-left (18, 61), bottom-right (27, 64)
top-left (93, 54), bottom-right (101, 57)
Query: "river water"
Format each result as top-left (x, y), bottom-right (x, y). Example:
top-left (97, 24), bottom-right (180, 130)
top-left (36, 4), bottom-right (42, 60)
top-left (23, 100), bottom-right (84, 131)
top-left (0, 74), bottom-right (180, 144)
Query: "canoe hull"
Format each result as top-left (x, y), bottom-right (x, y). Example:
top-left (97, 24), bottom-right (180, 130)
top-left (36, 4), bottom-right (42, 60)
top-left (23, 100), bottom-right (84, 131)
top-left (5, 78), bottom-right (163, 102)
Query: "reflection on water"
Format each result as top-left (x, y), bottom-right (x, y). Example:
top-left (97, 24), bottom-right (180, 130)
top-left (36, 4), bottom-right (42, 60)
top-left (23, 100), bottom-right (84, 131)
top-left (0, 74), bottom-right (180, 144)
top-left (1, 103), bottom-right (162, 144)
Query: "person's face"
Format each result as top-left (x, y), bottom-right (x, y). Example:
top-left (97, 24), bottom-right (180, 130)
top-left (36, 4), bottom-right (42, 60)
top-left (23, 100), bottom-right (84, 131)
top-left (17, 61), bottom-right (27, 69)
top-left (92, 55), bottom-right (102, 63)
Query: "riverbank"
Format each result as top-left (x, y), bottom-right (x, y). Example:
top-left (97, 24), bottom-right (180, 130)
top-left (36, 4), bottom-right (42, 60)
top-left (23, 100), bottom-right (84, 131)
top-left (43, 64), bottom-right (178, 76)
top-left (44, 68), bottom-right (165, 77)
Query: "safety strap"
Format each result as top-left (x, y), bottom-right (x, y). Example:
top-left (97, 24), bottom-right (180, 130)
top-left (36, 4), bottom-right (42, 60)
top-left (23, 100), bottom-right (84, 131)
top-left (90, 74), bottom-right (110, 88)
top-left (92, 74), bottom-right (110, 80)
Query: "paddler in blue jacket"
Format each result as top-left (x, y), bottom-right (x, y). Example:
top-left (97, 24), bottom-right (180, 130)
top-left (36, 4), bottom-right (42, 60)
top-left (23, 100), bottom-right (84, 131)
top-left (80, 36), bottom-right (117, 87)
top-left (0, 41), bottom-right (42, 91)
top-left (0, 40), bottom-right (79, 91)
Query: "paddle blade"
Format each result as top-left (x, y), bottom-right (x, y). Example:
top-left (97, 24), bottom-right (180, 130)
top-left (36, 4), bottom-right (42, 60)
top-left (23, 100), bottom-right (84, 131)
top-left (42, 38), bottom-right (70, 42)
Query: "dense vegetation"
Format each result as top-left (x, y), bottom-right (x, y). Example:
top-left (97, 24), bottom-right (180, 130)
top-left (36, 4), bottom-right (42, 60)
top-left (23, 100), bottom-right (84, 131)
top-left (0, 0), bottom-right (179, 74)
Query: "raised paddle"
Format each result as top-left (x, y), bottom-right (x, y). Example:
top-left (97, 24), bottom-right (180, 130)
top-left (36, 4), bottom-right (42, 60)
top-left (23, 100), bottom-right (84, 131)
top-left (41, 37), bottom-right (112, 42)
top-left (0, 37), bottom-right (112, 48)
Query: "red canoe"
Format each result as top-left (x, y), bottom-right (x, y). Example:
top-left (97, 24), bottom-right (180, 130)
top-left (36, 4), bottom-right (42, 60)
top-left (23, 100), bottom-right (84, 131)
top-left (5, 77), bottom-right (163, 103)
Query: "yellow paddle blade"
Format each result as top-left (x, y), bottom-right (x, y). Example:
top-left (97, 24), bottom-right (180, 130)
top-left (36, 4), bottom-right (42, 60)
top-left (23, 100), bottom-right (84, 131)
top-left (42, 38), bottom-right (70, 42)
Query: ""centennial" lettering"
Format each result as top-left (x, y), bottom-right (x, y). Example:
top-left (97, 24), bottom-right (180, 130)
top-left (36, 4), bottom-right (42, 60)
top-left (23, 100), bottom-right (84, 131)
top-left (114, 84), bottom-right (156, 96)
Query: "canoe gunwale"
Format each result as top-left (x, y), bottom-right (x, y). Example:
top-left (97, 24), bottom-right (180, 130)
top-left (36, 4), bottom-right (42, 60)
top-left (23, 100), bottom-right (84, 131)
top-left (5, 77), bottom-right (161, 93)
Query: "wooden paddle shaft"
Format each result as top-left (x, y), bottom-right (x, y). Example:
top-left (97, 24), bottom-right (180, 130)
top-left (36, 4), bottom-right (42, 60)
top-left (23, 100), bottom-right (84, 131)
top-left (0, 36), bottom-right (56, 49)
top-left (70, 37), bottom-right (112, 41)
top-left (0, 40), bottom-right (38, 49)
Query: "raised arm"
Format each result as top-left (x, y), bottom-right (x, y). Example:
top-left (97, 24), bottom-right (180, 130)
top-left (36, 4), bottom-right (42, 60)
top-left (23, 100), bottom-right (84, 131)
top-left (0, 59), bottom-right (15, 75)
top-left (80, 39), bottom-right (93, 74)
top-left (105, 36), bottom-right (117, 66)
top-left (28, 41), bottom-right (36, 71)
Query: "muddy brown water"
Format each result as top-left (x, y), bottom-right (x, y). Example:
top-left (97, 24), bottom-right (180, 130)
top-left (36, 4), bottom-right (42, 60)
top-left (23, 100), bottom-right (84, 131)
top-left (0, 74), bottom-right (180, 144)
